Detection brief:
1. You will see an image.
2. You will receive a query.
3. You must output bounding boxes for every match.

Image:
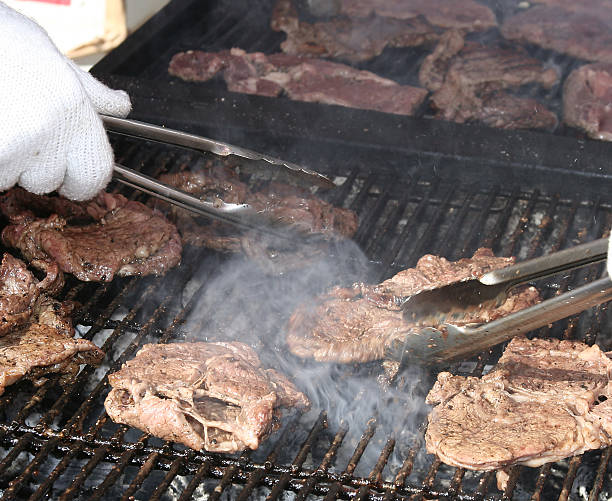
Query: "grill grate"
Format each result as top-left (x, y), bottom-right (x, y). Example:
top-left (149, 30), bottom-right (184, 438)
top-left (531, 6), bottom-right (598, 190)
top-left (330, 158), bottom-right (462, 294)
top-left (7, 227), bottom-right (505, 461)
top-left (0, 135), bottom-right (609, 499)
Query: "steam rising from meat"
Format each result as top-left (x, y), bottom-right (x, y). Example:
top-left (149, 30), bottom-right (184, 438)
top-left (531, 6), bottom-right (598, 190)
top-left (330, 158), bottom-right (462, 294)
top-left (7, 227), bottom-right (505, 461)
top-left (181, 235), bottom-right (429, 469)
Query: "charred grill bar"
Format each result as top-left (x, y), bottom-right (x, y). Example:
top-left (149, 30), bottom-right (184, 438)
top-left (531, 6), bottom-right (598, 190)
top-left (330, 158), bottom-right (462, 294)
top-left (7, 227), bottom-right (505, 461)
top-left (0, 0), bottom-right (611, 499)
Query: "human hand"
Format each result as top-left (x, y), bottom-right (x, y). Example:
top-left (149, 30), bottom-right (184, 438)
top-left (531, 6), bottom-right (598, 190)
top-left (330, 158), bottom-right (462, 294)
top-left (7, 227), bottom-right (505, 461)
top-left (0, 3), bottom-right (131, 200)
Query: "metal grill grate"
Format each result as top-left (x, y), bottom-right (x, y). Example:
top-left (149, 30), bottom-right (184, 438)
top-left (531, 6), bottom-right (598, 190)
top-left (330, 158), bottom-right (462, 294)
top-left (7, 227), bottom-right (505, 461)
top-left (0, 135), bottom-right (610, 500)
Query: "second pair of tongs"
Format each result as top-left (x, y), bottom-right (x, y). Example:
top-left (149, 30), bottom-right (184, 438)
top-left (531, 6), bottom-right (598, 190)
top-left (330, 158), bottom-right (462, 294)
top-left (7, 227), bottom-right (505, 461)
top-left (388, 238), bottom-right (612, 365)
top-left (104, 116), bottom-right (335, 238)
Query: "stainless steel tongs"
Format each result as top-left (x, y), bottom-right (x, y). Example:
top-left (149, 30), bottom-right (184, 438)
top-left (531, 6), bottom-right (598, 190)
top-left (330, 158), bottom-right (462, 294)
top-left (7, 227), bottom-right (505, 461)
top-left (103, 116), bottom-right (336, 237)
top-left (387, 238), bottom-right (612, 365)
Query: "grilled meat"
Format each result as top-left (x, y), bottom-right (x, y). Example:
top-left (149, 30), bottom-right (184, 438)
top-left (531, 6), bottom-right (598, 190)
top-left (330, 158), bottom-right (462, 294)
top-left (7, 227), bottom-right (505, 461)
top-left (419, 30), bottom-right (558, 130)
top-left (0, 323), bottom-right (104, 396)
top-left (156, 168), bottom-right (357, 272)
top-left (0, 264), bottom-right (103, 396)
top-left (0, 253), bottom-right (64, 336)
top-left (563, 63), bottom-right (612, 141)
top-left (104, 342), bottom-right (309, 452)
top-left (169, 48), bottom-right (428, 116)
top-left (286, 249), bottom-right (540, 363)
top-left (271, 0), bottom-right (440, 62)
top-left (426, 337), bottom-right (612, 470)
top-left (1, 190), bottom-right (182, 282)
top-left (337, 0), bottom-right (496, 31)
top-left (501, 6), bottom-right (612, 64)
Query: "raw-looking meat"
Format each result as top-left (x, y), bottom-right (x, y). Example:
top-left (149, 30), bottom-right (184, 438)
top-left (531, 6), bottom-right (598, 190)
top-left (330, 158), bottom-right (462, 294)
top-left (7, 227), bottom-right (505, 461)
top-left (419, 30), bottom-right (558, 130)
top-left (563, 63), bottom-right (612, 141)
top-left (105, 342), bottom-right (309, 452)
top-left (286, 249), bottom-right (541, 363)
top-left (337, 0), bottom-right (496, 31)
top-left (501, 6), bottom-right (612, 64)
top-left (271, 0), bottom-right (440, 62)
top-left (169, 48), bottom-right (428, 116)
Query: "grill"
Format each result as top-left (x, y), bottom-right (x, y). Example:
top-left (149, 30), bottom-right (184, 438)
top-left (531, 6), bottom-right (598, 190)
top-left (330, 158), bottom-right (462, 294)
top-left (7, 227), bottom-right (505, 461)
top-left (2, 0), bottom-right (612, 499)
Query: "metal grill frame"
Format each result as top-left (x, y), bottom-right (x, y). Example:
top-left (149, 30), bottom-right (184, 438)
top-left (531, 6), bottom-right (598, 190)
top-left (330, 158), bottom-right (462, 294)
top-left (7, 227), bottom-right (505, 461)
top-left (2, 0), bottom-right (612, 498)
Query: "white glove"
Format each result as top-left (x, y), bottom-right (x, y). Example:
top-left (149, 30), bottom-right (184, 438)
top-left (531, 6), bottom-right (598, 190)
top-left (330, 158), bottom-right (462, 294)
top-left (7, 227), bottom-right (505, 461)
top-left (0, 3), bottom-right (131, 201)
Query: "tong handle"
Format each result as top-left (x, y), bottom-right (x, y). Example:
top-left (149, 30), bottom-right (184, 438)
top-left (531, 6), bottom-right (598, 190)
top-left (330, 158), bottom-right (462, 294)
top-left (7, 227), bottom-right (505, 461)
top-left (103, 115), bottom-right (335, 189)
top-left (430, 276), bottom-right (612, 364)
top-left (480, 238), bottom-right (608, 287)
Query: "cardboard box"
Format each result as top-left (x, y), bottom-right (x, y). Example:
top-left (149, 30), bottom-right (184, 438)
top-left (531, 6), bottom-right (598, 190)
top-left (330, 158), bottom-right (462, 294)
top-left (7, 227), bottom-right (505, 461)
top-left (5, 0), bottom-right (127, 58)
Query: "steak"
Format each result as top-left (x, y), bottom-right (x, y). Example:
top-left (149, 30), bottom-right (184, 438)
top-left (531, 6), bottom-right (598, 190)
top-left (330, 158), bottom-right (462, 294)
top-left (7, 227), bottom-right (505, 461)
top-left (271, 0), bottom-right (440, 62)
top-left (156, 167), bottom-right (358, 272)
top-left (563, 63), bottom-right (612, 141)
top-left (0, 253), bottom-right (64, 336)
top-left (0, 269), bottom-right (103, 396)
top-left (425, 337), bottom-right (612, 470)
top-left (419, 30), bottom-right (558, 130)
top-left (338, 0), bottom-right (497, 31)
top-left (1, 190), bottom-right (182, 282)
top-left (104, 342), bottom-right (309, 452)
top-left (501, 6), bottom-right (612, 64)
top-left (0, 323), bottom-right (104, 396)
top-left (286, 249), bottom-right (541, 363)
top-left (169, 48), bottom-right (428, 116)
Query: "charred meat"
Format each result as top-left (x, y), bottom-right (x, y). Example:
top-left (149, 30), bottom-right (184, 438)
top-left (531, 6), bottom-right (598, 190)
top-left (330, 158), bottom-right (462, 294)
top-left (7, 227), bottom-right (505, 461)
top-left (271, 0), bottom-right (440, 62)
top-left (563, 63), bottom-right (612, 141)
top-left (0, 323), bottom-right (104, 396)
top-left (501, 6), bottom-right (612, 64)
top-left (426, 337), bottom-right (612, 470)
top-left (105, 342), bottom-right (309, 452)
top-left (0, 253), bottom-right (64, 336)
top-left (419, 30), bottom-right (558, 130)
top-left (286, 249), bottom-right (540, 363)
top-left (0, 190), bottom-right (182, 282)
top-left (169, 48), bottom-right (428, 116)
top-left (0, 267), bottom-right (103, 395)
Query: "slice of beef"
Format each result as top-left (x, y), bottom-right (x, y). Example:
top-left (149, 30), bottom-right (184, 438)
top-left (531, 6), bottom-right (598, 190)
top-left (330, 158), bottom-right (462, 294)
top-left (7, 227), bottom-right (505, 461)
top-left (425, 337), bottom-right (612, 470)
top-left (337, 0), bottom-right (496, 31)
top-left (286, 249), bottom-right (541, 363)
top-left (104, 342), bottom-right (309, 452)
top-left (532, 0), bottom-right (612, 14)
top-left (501, 6), bottom-right (612, 64)
top-left (0, 323), bottom-right (104, 396)
top-left (426, 378), bottom-right (603, 470)
top-left (563, 63), bottom-right (612, 141)
top-left (156, 168), bottom-right (357, 273)
top-left (0, 253), bottom-right (64, 336)
top-left (491, 337), bottom-right (612, 414)
top-left (271, 0), bottom-right (440, 62)
top-left (1, 191), bottom-right (182, 282)
top-left (169, 48), bottom-right (428, 116)
top-left (0, 274), bottom-right (103, 396)
top-left (420, 30), bottom-right (558, 130)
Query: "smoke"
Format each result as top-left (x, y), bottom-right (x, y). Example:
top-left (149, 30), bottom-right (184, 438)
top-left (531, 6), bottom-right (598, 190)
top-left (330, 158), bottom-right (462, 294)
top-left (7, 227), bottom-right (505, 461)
top-left (180, 233), bottom-right (431, 477)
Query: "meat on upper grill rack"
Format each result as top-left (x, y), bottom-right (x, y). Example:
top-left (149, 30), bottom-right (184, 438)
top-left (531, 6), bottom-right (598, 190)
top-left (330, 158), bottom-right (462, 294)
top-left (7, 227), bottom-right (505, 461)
top-left (0, 135), bottom-right (610, 500)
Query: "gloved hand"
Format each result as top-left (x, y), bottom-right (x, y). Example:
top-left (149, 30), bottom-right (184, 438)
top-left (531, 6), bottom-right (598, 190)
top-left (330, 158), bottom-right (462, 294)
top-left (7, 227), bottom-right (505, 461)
top-left (0, 3), bottom-right (131, 201)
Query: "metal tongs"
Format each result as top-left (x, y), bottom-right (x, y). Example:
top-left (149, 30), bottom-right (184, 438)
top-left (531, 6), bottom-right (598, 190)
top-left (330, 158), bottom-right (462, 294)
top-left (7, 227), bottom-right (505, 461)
top-left (388, 238), bottom-right (612, 365)
top-left (103, 116), bottom-right (335, 237)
